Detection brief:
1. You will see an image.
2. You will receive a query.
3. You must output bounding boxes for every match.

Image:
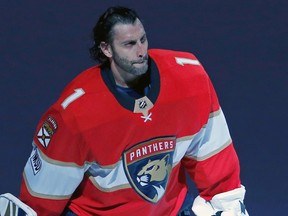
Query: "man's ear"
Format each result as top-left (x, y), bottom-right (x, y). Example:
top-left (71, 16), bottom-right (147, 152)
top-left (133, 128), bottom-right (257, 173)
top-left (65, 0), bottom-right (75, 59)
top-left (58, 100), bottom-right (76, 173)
top-left (100, 42), bottom-right (112, 58)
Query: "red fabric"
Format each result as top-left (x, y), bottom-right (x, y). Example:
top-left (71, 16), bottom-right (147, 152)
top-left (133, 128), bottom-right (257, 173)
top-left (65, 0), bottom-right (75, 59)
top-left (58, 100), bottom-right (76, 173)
top-left (183, 144), bottom-right (241, 200)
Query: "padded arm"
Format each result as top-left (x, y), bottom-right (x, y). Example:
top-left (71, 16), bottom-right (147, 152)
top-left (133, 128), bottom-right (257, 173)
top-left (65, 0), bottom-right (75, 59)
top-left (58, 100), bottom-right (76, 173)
top-left (192, 185), bottom-right (249, 216)
top-left (0, 193), bottom-right (37, 216)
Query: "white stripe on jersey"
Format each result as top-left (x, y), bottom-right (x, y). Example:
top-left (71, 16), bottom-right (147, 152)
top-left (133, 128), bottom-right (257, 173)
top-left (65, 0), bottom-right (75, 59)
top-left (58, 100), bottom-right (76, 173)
top-left (87, 161), bottom-right (130, 192)
top-left (173, 136), bottom-right (193, 165)
top-left (185, 108), bottom-right (232, 161)
top-left (24, 145), bottom-right (88, 199)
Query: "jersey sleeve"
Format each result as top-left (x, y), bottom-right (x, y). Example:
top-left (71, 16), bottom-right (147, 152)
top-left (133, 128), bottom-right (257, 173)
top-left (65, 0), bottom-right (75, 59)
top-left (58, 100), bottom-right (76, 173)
top-left (19, 105), bottom-right (89, 215)
top-left (182, 77), bottom-right (241, 200)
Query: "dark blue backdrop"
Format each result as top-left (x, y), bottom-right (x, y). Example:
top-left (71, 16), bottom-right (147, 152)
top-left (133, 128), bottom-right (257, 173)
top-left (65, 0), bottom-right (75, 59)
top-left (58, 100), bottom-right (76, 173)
top-left (1, 1), bottom-right (287, 215)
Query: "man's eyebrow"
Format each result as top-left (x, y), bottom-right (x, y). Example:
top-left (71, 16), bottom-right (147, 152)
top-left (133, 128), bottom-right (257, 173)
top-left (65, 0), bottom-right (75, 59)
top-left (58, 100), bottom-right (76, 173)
top-left (121, 33), bottom-right (147, 45)
top-left (121, 39), bottom-right (136, 45)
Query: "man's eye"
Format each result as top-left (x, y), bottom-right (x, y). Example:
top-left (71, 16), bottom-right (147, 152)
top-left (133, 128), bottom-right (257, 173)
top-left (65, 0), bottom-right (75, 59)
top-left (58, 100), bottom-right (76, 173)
top-left (141, 37), bottom-right (147, 43)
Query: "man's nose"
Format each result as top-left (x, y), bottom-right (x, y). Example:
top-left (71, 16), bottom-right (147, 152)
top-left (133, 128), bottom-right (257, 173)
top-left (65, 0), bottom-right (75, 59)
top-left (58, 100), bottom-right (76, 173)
top-left (136, 42), bottom-right (146, 57)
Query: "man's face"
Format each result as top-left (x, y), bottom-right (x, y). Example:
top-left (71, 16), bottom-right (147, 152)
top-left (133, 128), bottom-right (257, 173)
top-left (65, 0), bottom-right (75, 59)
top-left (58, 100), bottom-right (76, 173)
top-left (109, 19), bottom-right (149, 76)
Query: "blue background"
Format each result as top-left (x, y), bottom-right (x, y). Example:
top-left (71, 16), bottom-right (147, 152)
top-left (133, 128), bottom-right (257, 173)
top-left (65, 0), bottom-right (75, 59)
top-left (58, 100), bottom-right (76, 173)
top-left (1, 1), bottom-right (287, 215)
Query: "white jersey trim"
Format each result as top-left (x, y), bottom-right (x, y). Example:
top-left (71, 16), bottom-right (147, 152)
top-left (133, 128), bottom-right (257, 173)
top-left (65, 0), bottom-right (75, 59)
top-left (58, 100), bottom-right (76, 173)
top-left (23, 146), bottom-right (88, 199)
top-left (87, 160), bottom-right (131, 192)
top-left (185, 108), bottom-right (232, 161)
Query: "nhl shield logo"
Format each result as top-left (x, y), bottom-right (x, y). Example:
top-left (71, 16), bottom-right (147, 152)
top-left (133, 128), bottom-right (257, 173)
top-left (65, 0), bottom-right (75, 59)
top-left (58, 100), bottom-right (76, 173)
top-left (138, 99), bottom-right (147, 109)
top-left (123, 136), bottom-right (176, 203)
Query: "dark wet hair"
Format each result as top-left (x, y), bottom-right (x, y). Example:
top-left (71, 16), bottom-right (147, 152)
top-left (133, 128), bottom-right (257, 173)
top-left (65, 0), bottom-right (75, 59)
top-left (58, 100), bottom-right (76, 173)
top-left (89, 6), bottom-right (141, 64)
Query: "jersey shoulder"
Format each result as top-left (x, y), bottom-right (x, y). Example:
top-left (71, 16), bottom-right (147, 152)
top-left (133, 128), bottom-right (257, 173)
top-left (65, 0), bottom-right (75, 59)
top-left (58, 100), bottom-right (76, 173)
top-left (148, 48), bottom-right (197, 57)
top-left (148, 49), bottom-right (199, 66)
top-left (148, 48), bottom-right (207, 76)
top-left (38, 65), bottom-right (105, 132)
top-left (61, 65), bottom-right (102, 96)
top-left (32, 65), bottom-right (104, 160)
top-left (148, 48), bottom-right (209, 83)
top-left (52, 65), bottom-right (104, 111)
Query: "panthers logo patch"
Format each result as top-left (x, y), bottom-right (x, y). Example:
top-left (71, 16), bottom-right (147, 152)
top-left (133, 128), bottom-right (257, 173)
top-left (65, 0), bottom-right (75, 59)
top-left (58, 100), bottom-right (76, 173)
top-left (123, 136), bottom-right (175, 203)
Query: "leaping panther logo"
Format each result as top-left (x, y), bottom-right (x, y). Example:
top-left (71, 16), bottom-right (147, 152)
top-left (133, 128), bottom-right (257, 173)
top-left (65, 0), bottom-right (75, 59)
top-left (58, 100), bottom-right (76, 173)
top-left (136, 155), bottom-right (171, 201)
top-left (123, 136), bottom-right (175, 203)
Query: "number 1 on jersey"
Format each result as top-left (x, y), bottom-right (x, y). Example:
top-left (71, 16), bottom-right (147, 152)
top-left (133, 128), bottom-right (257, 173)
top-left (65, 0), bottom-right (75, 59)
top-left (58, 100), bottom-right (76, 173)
top-left (61, 88), bottom-right (85, 109)
top-left (175, 57), bottom-right (200, 66)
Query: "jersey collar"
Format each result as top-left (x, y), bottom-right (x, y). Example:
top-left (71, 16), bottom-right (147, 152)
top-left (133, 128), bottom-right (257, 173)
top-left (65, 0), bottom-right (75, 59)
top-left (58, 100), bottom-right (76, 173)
top-left (100, 57), bottom-right (160, 112)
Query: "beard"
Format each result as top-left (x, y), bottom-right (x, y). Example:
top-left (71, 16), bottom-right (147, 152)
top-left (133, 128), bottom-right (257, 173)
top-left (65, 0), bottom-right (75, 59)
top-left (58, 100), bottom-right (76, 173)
top-left (112, 50), bottom-right (149, 76)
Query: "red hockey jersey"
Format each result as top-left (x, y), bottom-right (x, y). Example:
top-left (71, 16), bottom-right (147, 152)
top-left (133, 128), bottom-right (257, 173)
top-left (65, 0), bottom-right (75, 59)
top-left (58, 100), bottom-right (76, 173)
top-left (20, 49), bottom-right (241, 215)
